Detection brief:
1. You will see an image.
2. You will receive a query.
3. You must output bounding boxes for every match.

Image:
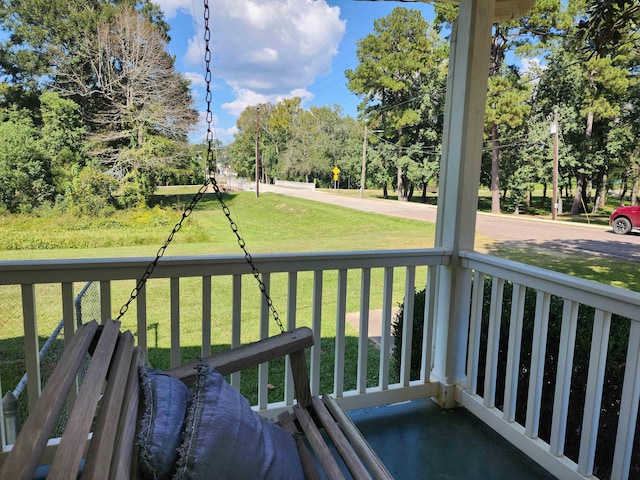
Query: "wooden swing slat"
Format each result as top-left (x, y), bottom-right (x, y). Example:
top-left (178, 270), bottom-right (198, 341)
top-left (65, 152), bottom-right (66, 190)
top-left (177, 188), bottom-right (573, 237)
top-left (323, 394), bottom-right (394, 480)
top-left (292, 402), bottom-right (347, 480)
top-left (0, 322), bottom-right (391, 480)
top-left (110, 347), bottom-right (142, 480)
top-left (83, 330), bottom-right (135, 479)
top-left (47, 320), bottom-right (120, 480)
top-left (0, 320), bottom-right (99, 480)
top-left (311, 395), bottom-right (372, 479)
top-left (277, 410), bottom-right (323, 480)
top-left (165, 327), bottom-right (315, 384)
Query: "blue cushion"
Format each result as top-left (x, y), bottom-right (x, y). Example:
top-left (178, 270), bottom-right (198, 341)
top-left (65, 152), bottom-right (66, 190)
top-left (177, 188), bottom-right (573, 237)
top-left (173, 364), bottom-right (304, 480)
top-left (138, 366), bottom-right (193, 480)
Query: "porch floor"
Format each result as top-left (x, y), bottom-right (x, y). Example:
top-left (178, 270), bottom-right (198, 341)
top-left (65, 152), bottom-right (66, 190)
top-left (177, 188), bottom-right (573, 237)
top-left (348, 398), bottom-right (557, 479)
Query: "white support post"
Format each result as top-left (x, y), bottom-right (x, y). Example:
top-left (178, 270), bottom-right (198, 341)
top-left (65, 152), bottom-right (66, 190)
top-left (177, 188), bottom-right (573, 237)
top-left (503, 283), bottom-right (526, 422)
top-left (611, 320), bottom-right (640, 480)
top-left (21, 284), bottom-right (41, 412)
top-left (0, 370), bottom-right (5, 449)
top-left (137, 281), bottom-right (148, 353)
top-left (379, 267), bottom-right (394, 390)
top-left (420, 266), bottom-right (437, 383)
top-left (334, 269), bottom-right (348, 397)
top-left (62, 282), bottom-right (79, 406)
top-left (99, 281), bottom-right (111, 322)
top-left (285, 272), bottom-right (298, 405)
top-left (525, 291), bottom-right (551, 438)
top-left (201, 276), bottom-right (212, 358)
top-left (432, 0), bottom-right (495, 408)
top-left (170, 277), bottom-right (180, 368)
top-left (549, 299), bottom-right (579, 455)
top-left (467, 271), bottom-right (485, 395)
top-left (400, 267), bottom-right (416, 387)
top-left (483, 278), bottom-right (504, 408)
top-left (231, 274), bottom-right (242, 390)
top-left (357, 268), bottom-right (371, 394)
top-left (258, 273), bottom-right (270, 411)
top-left (578, 309), bottom-right (611, 477)
top-left (310, 270), bottom-right (323, 396)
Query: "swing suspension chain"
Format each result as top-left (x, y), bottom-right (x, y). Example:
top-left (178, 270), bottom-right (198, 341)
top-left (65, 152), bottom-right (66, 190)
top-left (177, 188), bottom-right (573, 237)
top-left (117, 1), bottom-right (284, 334)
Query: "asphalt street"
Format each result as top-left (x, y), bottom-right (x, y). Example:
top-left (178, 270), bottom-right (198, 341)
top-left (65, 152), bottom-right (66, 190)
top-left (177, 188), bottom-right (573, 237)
top-left (255, 184), bottom-right (640, 262)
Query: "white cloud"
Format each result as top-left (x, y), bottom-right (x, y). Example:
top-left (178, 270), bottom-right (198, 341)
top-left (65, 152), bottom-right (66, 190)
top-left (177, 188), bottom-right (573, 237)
top-left (183, 0), bottom-right (345, 116)
top-left (184, 72), bottom-right (206, 88)
top-left (220, 84), bottom-right (314, 117)
top-left (221, 85), bottom-right (271, 116)
top-left (185, 35), bottom-right (204, 70)
top-left (153, 0), bottom-right (193, 19)
top-left (189, 110), bottom-right (239, 144)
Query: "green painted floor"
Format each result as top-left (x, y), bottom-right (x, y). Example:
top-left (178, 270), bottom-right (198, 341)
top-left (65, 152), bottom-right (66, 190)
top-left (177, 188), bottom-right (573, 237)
top-left (348, 398), bottom-right (557, 479)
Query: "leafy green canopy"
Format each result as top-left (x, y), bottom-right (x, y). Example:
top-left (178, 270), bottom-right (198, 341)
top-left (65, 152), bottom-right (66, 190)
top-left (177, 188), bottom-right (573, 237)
top-left (0, 1), bottom-right (198, 210)
top-left (345, 7), bottom-right (448, 200)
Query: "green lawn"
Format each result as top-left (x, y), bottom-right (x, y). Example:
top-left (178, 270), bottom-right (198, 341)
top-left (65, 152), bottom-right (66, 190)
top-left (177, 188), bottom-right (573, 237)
top-left (1, 188), bottom-right (637, 418)
top-left (1, 190), bottom-right (434, 412)
top-left (0, 190), bottom-right (435, 258)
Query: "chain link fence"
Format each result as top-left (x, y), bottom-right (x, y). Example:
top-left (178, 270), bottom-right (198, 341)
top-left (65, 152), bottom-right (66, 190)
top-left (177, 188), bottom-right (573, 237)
top-left (2, 281), bottom-right (100, 445)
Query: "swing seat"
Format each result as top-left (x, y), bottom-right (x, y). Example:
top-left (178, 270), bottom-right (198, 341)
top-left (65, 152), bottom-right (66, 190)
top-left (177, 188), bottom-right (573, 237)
top-left (0, 319), bottom-right (393, 480)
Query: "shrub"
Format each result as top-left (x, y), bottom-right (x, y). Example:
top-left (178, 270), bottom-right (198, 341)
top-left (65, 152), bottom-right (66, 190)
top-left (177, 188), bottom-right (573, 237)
top-left (63, 166), bottom-right (119, 216)
top-left (391, 288), bottom-right (426, 380)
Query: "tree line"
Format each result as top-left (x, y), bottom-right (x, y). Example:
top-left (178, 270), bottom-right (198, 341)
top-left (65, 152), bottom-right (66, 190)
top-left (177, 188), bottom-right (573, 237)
top-left (0, 0), bottom-right (201, 214)
top-left (0, 1), bottom-right (637, 217)
top-left (231, 1), bottom-right (639, 215)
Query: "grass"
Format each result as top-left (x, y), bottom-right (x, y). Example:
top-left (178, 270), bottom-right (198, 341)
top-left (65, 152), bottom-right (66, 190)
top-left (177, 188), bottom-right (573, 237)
top-left (1, 190), bottom-right (430, 415)
top-left (0, 190), bottom-right (434, 259)
top-left (1, 187), bottom-right (637, 421)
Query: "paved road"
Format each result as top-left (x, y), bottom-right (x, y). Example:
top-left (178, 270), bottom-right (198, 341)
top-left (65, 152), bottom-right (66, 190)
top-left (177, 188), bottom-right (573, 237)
top-left (255, 184), bottom-right (640, 262)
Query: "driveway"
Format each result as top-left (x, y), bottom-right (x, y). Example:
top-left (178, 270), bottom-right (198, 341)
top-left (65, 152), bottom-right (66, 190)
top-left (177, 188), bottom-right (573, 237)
top-left (255, 184), bottom-right (640, 262)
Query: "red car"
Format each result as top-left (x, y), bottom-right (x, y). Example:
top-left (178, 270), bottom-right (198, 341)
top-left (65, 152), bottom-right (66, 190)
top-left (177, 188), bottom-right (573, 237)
top-left (610, 206), bottom-right (640, 234)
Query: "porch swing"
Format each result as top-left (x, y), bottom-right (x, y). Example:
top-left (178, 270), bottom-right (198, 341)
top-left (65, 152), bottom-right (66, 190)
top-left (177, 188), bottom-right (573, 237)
top-left (0, 3), bottom-right (393, 479)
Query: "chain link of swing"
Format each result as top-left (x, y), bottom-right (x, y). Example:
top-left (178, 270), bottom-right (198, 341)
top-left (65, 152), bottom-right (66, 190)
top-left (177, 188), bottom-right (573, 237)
top-left (117, 1), bottom-right (284, 334)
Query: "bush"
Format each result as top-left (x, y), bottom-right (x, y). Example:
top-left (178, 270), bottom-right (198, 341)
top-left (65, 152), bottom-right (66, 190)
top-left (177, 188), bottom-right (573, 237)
top-left (391, 288), bottom-right (426, 380)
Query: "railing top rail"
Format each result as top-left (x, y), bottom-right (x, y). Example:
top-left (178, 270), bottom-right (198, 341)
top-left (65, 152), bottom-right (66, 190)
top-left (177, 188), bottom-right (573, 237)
top-left (461, 250), bottom-right (640, 321)
top-left (0, 248), bottom-right (452, 285)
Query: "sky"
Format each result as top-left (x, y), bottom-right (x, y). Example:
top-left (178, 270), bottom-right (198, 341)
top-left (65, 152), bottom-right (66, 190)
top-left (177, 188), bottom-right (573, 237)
top-left (152, 0), bottom-right (437, 144)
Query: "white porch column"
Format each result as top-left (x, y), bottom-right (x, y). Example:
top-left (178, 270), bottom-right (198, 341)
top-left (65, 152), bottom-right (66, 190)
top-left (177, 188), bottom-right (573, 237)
top-left (432, 0), bottom-right (494, 407)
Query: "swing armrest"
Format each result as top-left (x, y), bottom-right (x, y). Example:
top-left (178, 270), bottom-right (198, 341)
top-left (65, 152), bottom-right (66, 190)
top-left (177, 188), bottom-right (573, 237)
top-left (166, 327), bottom-right (314, 386)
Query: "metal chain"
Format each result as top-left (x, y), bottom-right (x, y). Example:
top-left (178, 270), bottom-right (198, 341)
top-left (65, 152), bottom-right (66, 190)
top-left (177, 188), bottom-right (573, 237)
top-left (117, 0), bottom-right (284, 334)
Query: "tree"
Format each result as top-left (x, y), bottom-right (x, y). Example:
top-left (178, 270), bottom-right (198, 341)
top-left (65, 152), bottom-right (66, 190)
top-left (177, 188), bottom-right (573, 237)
top-left (0, 0), bottom-right (169, 89)
top-left (230, 104), bottom-right (269, 180)
top-left (39, 91), bottom-right (87, 194)
top-left (577, 0), bottom-right (640, 55)
top-left (282, 106), bottom-right (362, 186)
top-left (72, 7), bottom-right (196, 166)
top-left (0, 1), bottom-right (195, 207)
top-left (50, 5), bottom-right (198, 205)
top-left (0, 108), bottom-right (52, 212)
top-left (484, 68), bottom-right (533, 212)
top-left (436, 0), bottom-right (563, 213)
top-left (531, 8), bottom-right (635, 214)
top-left (346, 7), bottom-right (448, 200)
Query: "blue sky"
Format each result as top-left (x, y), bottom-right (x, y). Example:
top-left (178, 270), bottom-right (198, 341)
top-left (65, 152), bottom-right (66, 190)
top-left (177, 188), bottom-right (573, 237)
top-left (154, 0), bottom-right (436, 144)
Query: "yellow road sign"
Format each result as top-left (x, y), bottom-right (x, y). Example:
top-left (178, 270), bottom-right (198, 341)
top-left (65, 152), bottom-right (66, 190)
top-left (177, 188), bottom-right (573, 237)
top-left (332, 166), bottom-right (340, 175)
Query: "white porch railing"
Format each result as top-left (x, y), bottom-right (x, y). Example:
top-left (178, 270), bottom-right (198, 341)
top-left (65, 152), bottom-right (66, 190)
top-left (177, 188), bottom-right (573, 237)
top-left (460, 251), bottom-right (640, 480)
top-left (1, 248), bottom-right (639, 479)
top-left (0, 249), bottom-right (447, 450)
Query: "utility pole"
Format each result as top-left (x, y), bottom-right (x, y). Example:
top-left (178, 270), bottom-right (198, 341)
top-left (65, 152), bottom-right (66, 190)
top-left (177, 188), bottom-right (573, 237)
top-left (551, 109), bottom-right (558, 220)
top-left (255, 106), bottom-right (260, 198)
top-left (360, 126), bottom-right (368, 198)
